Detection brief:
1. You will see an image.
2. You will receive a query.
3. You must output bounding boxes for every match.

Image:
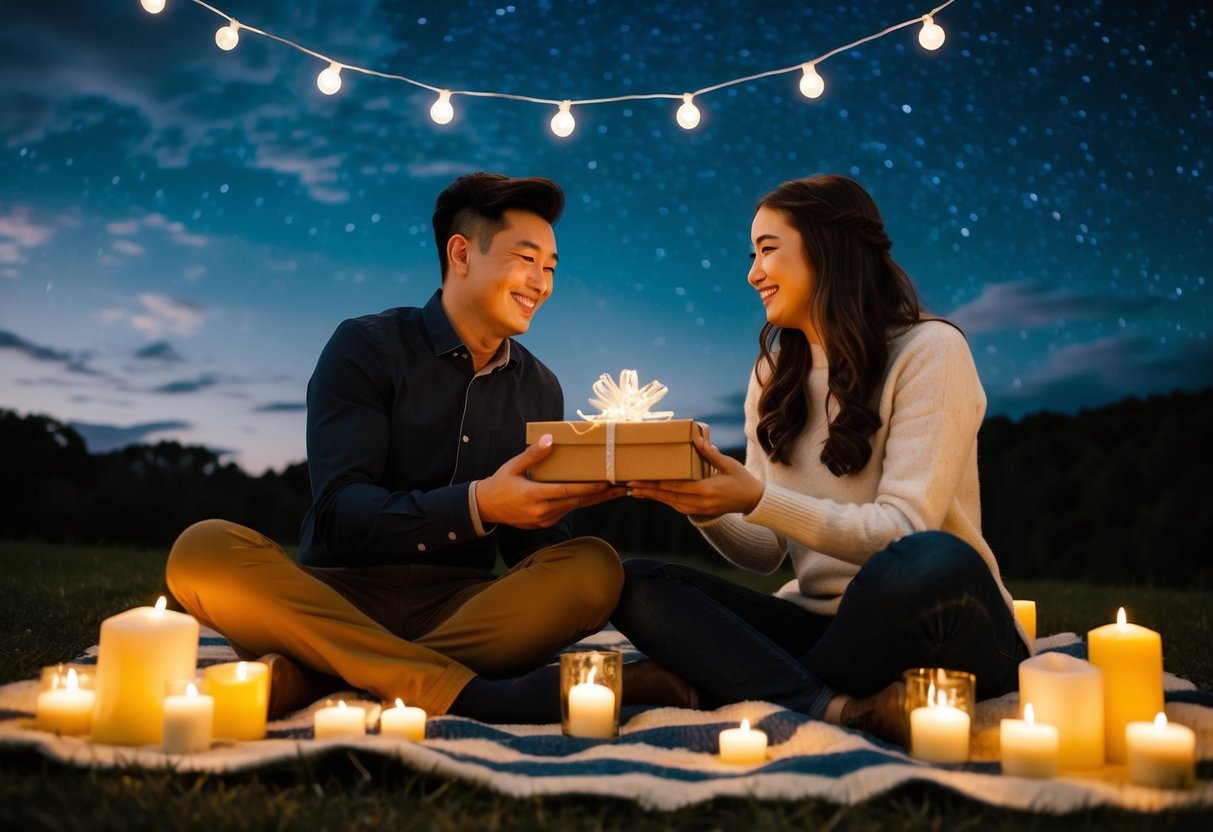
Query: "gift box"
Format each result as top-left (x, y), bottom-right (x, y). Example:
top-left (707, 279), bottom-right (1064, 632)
top-left (525, 419), bottom-right (711, 482)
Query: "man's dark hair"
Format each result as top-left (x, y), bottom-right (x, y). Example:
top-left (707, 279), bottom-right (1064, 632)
top-left (432, 173), bottom-right (565, 279)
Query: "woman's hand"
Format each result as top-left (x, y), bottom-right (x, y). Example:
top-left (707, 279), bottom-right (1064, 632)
top-left (626, 436), bottom-right (764, 518)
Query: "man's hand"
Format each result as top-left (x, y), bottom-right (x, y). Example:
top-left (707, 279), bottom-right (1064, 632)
top-left (476, 434), bottom-right (626, 528)
top-left (625, 435), bottom-right (764, 518)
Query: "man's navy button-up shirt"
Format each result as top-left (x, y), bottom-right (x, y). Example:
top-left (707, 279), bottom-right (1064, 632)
top-left (298, 290), bottom-right (570, 570)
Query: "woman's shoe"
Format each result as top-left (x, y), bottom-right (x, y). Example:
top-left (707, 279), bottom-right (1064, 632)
top-left (261, 653), bottom-right (344, 719)
top-left (839, 681), bottom-right (908, 748)
top-left (622, 659), bottom-right (700, 709)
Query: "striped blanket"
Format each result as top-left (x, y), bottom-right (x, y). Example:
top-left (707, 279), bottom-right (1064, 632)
top-left (1, 627), bottom-right (1210, 812)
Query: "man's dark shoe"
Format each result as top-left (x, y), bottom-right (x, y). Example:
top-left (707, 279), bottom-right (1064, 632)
top-left (622, 659), bottom-right (700, 709)
top-left (262, 653), bottom-right (345, 720)
top-left (840, 680), bottom-right (908, 748)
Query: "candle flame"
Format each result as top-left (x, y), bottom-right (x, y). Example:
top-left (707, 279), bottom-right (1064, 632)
top-left (586, 666), bottom-right (598, 685)
top-left (185, 682), bottom-right (198, 697)
top-left (65, 667), bottom-right (79, 691)
top-left (236, 661), bottom-right (248, 681)
top-left (1024, 703), bottom-right (1035, 725)
top-left (935, 687), bottom-right (949, 708)
top-left (1154, 712), bottom-right (1168, 729)
top-left (338, 700), bottom-right (347, 709)
top-left (927, 681), bottom-right (936, 704)
top-left (1116, 606), bottom-right (1127, 626)
top-left (740, 718), bottom-right (750, 732)
top-left (154, 595), bottom-right (167, 613)
top-left (395, 698), bottom-right (405, 710)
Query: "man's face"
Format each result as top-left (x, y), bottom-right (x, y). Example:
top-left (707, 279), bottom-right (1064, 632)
top-left (461, 209), bottom-right (558, 339)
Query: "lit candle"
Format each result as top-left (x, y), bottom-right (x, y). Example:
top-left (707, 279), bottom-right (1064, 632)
top-left (204, 660), bottom-right (269, 741)
top-left (1018, 651), bottom-right (1105, 769)
top-left (35, 667), bottom-right (95, 736)
top-left (718, 718), bottom-right (768, 765)
top-left (1126, 712), bottom-right (1196, 789)
top-left (566, 666), bottom-right (617, 739)
top-left (91, 596), bottom-right (199, 746)
top-left (999, 703), bottom-right (1060, 778)
top-left (1013, 600), bottom-right (1037, 642)
top-left (1087, 607), bottom-right (1164, 763)
top-left (910, 685), bottom-right (970, 764)
top-left (313, 700), bottom-right (367, 739)
top-left (162, 682), bottom-right (213, 755)
top-left (379, 698), bottom-right (427, 741)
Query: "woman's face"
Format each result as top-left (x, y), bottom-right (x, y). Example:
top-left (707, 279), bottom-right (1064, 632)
top-left (748, 206), bottom-right (818, 340)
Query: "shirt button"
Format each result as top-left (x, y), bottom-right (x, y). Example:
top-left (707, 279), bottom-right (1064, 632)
top-left (417, 543), bottom-right (426, 552)
top-left (462, 435), bottom-right (469, 443)
top-left (448, 532), bottom-right (457, 540)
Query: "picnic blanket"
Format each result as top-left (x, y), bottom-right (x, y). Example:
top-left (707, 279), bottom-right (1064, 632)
top-left (1, 627), bottom-right (1210, 812)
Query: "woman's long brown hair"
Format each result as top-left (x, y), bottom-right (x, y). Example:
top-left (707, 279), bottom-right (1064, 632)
top-left (755, 175), bottom-right (927, 476)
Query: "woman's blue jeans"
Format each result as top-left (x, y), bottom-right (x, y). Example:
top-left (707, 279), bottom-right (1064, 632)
top-left (611, 531), bottom-right (1029, 718)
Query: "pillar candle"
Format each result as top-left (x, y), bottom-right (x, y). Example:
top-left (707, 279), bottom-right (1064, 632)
top-left (379, 698), bottom-right (427, 741)
top-left (718, 718), bottom-right (768, 765)
top-left (1013, 600), bottom-right (1037, 642)
top-left (162, 682), bottom-right (213, 755)
top-left (1126, 713), bottom-right (1196, 789)
top-left (91, 596), bottom-right (199, 746)
top-left (203, 660), bottom-right (269, 741)
top-left (1018, 652), bottom-right (1104, 769)
top-left (314, 700), bottom-right (367, 739)
top-left (35, 667), bottom-right (95, 736)
top-left (910, 686), bottom-right (970, 764)
top-left (1087, 607), bottom-right (1164, 763)
top-left (999, 703), bottom-right (1060, 778)
top-left (566, 667), bottom-right (617, 739)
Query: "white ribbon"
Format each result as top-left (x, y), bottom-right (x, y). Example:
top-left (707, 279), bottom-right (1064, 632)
top-left (576, 370), bottom-right (674, 483)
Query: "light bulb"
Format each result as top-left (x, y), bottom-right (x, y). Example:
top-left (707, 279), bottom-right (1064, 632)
top-left (140, 0), bottom-right (166, 13)
top-left (799, 64), bottom-right (825, 99)
top-left (550, 101), bottom-right (575, 138)
top-left (317, 62), bottom-right (343, 96)
top-left (918, 16), bottom-right (946, 51)
top-left (215, 21), bottom-right (240, 51)
top-left (675, 93), bottom-right (701, 130)
top-left (430, 90), bottom-right (454, 125)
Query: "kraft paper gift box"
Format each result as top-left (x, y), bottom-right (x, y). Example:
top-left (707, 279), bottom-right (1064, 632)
top-left (525, 419), bottom-right (712, 482)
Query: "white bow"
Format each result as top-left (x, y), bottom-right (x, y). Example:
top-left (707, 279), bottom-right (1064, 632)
top-left (576, 369), bottom-right (675, 422)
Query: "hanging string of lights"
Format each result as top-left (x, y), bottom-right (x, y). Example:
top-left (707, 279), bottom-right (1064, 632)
top-left (137, 0), bottom-right (958, 138)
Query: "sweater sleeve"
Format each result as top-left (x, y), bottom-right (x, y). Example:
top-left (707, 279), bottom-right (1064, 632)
top-left (743, 324), bottom-right (985, 566)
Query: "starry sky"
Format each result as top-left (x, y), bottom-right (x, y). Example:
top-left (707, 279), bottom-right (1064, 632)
top-left (1, 0), bottom-right (1209, 475)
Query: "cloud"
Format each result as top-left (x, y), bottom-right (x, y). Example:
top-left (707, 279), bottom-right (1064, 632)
top-left (104, 212), bottom-right (210, 261)
top-left (252, 402), bottom-right (307, 413)
top-left (97, 293), bottom-right (208, 338)
top-left (152, 373), bottom-right (221, 394)
top-left (0, 206), bottom-right (56, 272)
top-left (133, 341), bottom-right (185, 363)
top-left (948, 281), bottom-right (1159, 334)
top-left (0, 329), bottom-right (98, 375)
top-left (68, 419), bottom-right (192, 454)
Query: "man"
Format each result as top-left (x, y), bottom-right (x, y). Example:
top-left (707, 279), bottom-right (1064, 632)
top-left (167, 173), bottom-right (626, 722)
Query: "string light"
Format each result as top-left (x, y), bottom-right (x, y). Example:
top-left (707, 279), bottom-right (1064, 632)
top-left (139, 0), bottom-right (957, 134)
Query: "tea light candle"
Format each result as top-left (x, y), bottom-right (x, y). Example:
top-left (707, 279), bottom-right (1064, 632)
top-left (719, 718), bottom-right (768, 765)
top-left (35, 667), bottom-right (95, 736)
top-left (1126, 713), bottom-right (1196, 789)
top-left (314, 700), bottom-right (367, 739)
top-left (162, 682), bottom-right (213, 755)
top-left (999, 703), bottom-right (1059, 778)
top-left (1013, 600), bottom-right (1037, 642)
top-left (380, 698), bottom-right (426, 741)
top-left (1018, 651), bottom-right (1105, 769)
top-left (92, 596), bottom-right (200, 746)
top-left (566, 666), bottom-right (617, 739)
top-left (204, 660), bottom-right (269, 741)
top-left (910, 686), bottom-right (970, 764)
top-left (1088, 607), bottom-right (1164, 763)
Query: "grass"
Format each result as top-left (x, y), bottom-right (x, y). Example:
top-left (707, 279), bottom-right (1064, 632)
top-left (2, 540), bottom-right (1211, 831)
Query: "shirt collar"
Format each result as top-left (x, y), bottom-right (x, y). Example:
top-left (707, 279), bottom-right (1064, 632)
top-left (422, 289), bottom-right (514, 370)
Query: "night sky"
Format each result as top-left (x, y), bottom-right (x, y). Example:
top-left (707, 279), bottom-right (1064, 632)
top-left (1, 0), bottom-right (1209, 474)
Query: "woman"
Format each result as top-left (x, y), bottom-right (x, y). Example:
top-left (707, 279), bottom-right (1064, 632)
top-left (614, 174), bottom-right (1030, 747)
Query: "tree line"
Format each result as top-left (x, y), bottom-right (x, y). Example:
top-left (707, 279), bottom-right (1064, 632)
top-left (2, 387), bottom-right (1209, 588)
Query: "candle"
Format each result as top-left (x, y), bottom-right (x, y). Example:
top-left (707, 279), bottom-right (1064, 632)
top-left (379, 698), bottom-right (427, 741)
top-left (35, 667), bottom-right (95, 736)
top-left (1087, 607), bottom-right (1164, 763)
top-left (204, 660), bottom-right (269, 741)
top-left (313, 700), bottom-right (367, 739)
top-left (1013, 600), bottom-right (1037, 642)
top-left (718, 718), bottom-right (768, 765)
top-left (162, 682), bottom-right (213, 755)
top-left (910, 685), bottom-right (971, 764)
top-left (999, 703), bottom-right (1060, 778)
top-left (1018, 651), bottom-right (1105, 769)
top-left (91, 596), bottom-right (200, 746)
top-left (566, 666), bottom-right (617, 739)
top-left (1126, 712), bottom-right (1196, 789)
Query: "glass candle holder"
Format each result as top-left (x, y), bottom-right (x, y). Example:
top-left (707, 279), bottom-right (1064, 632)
top-left (560, 650), bottom-right (622, 739)
top-left (36, 663), bottom-right (95, 735)
top-left (904, 667), bottom-right (976, 764)
top-left (903, 667), bottom-right (977, 719)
